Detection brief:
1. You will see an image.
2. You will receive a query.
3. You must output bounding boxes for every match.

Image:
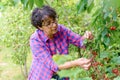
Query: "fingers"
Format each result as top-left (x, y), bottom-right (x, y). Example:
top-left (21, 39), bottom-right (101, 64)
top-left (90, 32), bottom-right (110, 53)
top-left (87, 31), bottom-right (93, 40)
top-left (83, 58), bottom-right (92, 64)
top-left (77, 58), bottom-right (92, 70)
top-left (84, 31), bottom-right (90, 39)
top-left (83, 63), bottom-right (91, 68)
top-left (89, 34), bottom-right (94, 40)
top-left (89, 56), bottom-right (95, 62)
top-left (81, 63), bottom-right (91, 70)
top-left (79, 58), bottom-right (92, 65)
top-left (84, 31), bottom-right (94, 40)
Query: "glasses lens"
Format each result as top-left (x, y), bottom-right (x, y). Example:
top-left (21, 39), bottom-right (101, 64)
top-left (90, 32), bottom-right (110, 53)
top-left (42, 18), bottom-right (58, 27)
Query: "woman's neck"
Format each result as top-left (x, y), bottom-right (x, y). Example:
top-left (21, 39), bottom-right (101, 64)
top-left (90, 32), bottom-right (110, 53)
top-left (44, 32), bottom-right (54, 39)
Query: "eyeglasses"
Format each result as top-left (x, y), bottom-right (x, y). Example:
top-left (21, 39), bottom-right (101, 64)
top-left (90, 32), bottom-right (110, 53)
top-left (42, 18), bottom-right (58, 27)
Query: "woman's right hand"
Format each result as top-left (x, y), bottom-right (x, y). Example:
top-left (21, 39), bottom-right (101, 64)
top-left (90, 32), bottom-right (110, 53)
top-left (58, 57), bottom-right (93, 70)
top-left (74, 58), bottom-right (92, 70)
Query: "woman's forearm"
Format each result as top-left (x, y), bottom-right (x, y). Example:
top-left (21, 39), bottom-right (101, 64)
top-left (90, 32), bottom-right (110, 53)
top-left (58, 60), bottom-right (77, 70)
top-left (58, 58), bottom-right (92, 71)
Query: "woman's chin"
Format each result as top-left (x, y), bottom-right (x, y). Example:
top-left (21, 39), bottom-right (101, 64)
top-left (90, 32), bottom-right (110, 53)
top-left (53, 30), bottom-right (58, 34)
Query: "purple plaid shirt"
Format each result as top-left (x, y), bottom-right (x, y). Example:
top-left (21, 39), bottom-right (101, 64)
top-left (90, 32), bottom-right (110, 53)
top-left (28, 24), bottom-right (84, 80)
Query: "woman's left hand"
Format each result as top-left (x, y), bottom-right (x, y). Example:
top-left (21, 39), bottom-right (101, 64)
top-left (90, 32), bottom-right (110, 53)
top-left (83, 31), bottom-right (94, 40)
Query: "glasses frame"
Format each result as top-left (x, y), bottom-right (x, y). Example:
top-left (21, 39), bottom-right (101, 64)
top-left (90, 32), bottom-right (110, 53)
top-left (42, 17), bottom-right (58, 27)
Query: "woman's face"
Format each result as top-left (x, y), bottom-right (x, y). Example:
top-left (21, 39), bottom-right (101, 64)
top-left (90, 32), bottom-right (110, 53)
top-left (39, 16), bottom-right (58, 38)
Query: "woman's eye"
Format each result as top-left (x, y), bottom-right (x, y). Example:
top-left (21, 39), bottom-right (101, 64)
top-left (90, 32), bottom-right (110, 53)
top-left (52, 22), bottom-right (54, 23)
top-left (46, 21), bottom-right (51, 25)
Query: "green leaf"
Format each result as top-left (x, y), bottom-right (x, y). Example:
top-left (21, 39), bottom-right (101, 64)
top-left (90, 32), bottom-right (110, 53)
top-left (105, 67), bottom-right (112, 73)
top-left (102, 28), bottom-right (108, 38)
top-left (92, 8), bottom-right (101, 17)
top-left (100, 51), bottom-right (109, 59)
top-left (45, 0), bottom-right (52, 6)
top-left (114, 76), bottom-right (120, 80)
top-left (87, 0), bottom-right (94, 7)
top-left (21, 0), bottom-right (25, 4)
top-left (78, 77), bottom-right (92, 80)
top-left (104, 11), bottom-right (110, 19)
top-left (111, 56), bottom-right (120, 64)
top-left (28, 0), bottom-right (34, 9)
top-left (53, 55), bottom-right (73, 65)
top-left (104, 37), bottom-right (110, 46)
top-left (77, 1), bottom-right (85, 13)
top-left (101, 28), bottom-right (110, 46)
top-left (58, 69), bottom-right (72, 77)
top-left (76, 0), bottom-right (88, 14)
top-left (20, 0), bottom-right (28, 9)
top-left (35, 0), bottom-right (43, 7)
top-left (112, 10), bottom-right (117, 21)
top-left (13, 0), bottom-right (20, 5)
top-left (113, 21), bottom-right (119, 27)
top-left (105, 0), bottom-right (120, 9)
top-left (87, 1), bottom-right (94, 13)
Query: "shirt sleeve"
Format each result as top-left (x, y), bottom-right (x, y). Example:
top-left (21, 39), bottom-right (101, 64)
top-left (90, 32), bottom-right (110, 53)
top-left (30, 38), bottom-right (59, 73)
top-left (62, 26), bottom-right (84, 48)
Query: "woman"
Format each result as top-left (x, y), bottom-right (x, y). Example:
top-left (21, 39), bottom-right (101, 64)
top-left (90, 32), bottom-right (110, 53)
top-left (28, 5), bottom-right (93, 80)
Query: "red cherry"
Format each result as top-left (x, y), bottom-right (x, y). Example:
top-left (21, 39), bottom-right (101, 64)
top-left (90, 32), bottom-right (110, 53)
top-left (92, 51), bottom-right (97, 56)
top-left (91, 74), bottom-right (95, 79)
top-left (92, 62), bottom-right (99, 66)
top-left (110, 26), bottom-right (116, 30)
top-left (103, 74), bottom-right (109, 80)
top-left (100, 63), bottom-right (103, 66)
top-left (112, 68), bottom-right (119, 75)
top-left (104, 77), bottom-right (109, 80)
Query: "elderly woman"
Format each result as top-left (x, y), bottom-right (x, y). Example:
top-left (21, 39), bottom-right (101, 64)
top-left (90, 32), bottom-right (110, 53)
top-left (28, 5), bottom-right (93, 80)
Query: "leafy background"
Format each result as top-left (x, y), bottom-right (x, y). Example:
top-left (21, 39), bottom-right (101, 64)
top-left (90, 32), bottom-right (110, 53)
top-left (0, 0), bottom-right (120, 80)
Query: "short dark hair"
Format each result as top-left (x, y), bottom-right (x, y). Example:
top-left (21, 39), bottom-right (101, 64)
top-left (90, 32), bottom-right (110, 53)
top-left (31, 6), bottom-right (57, 29)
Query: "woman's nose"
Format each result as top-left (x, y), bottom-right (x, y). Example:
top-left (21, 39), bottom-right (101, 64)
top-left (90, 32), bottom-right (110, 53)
top-left (52, 22), bottom-right (57, 28)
